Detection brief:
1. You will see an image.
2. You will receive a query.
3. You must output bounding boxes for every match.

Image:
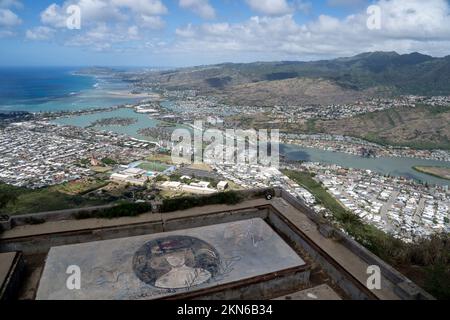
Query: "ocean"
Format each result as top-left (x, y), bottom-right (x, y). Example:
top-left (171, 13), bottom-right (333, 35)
top-left (1, 68), bottom-right (448, 186)
top-left (0, 67), bottom-right (141, 112)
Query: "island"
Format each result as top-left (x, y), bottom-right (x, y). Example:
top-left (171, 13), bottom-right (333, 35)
top-left (87, 117), bottom-right (138, 128)
top-left (413, 166), bottom-right (450, 180)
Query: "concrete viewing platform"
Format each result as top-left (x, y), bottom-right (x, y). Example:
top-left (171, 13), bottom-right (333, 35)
top-left (36, 219), bottom-right (308, 300)
top-left (0, 188), bottom-right (435, 300)
top-left (274, 284), bottom-right (342, 300)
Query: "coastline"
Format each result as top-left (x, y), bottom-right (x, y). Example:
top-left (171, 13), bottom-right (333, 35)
top-left (104, 90), bottom-right (154, 99)
top-left (0, 67), bottom-right (144, 113)
top-left (282, 144), bottom-right (450, 186)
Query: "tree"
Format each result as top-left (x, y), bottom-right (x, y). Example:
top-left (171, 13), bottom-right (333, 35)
top-left (101, 157), bottom-right (117, 166)
top-left (0, 190), bottom-right (18, 210)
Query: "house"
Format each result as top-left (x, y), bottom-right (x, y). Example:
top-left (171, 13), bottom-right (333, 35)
top-left (217, 181), bottom-right (229, 191)
top-left (110, 173), bottom-right (148, 186)
top-left (161, 181), bottom-right (182, 190)
top-left (181, 185), bottom-right (217, 195)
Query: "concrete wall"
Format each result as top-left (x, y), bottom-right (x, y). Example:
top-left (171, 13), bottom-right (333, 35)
top-left (333, 229), bottom-right (434, 300)
top-left (266, 210), bottom-right (374, 300)
top-left (274, 187), bottom-right (434, 300)
top-left (0, 216), bottom-right (11, 231)
top-left (0, 252), bottom-right (25, 300)
top-left (0, 222), bottom-right (163, 255)
top-left (163, 208), bottom-right (269, 233)
top-left (1, 188), bottom-right (275, 231)
top-left (166, 267), bottom-right (311, 300)
top-left (0, 208), bottom-right (269, 255)
top-left (0, 187), bottom-right (434, 300)
top-left (2, 204), bottom-right (117, 231)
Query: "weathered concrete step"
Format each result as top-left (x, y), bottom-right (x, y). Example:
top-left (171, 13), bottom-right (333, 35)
top-left (273, 284), bottom-right (342, 300)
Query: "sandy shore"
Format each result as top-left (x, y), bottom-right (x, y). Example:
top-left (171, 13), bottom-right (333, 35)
top-left (106, 91), bottom-right (161, 99)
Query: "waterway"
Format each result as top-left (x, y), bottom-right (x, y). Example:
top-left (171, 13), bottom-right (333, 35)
top-left (281, 144), bottom-right (450, 187)
top-left (5, 68), bottom-right (447, 187)
top-left (52, 111), bottom-right (450, 186)
top-left (53, 108), bottom-right (161, 141)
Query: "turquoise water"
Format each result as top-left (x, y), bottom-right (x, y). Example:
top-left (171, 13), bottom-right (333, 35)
top-left (281, 144), bottom-right (450, 186)
top-left (2, 67), bottom-right (449, 186)
top-left (51, 113), bottom-right (450, 186)
top-left (0, 67), bottom-right (141, 112)
top-left (54, 108), bottom-right (161, 141)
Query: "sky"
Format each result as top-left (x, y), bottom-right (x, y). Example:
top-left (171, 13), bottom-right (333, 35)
top-left (0, 0), bottom-right (450, 67)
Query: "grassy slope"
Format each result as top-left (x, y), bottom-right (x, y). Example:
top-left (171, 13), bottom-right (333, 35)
top-left (283, 169), bottom-right (450, 299)
top-left (218, 78), bottom-right (374, 106)
top-left (310, 105), bottom-right (450, 150)
top-left (0, 183), bottom-right (108, 215)
top-left (144, 53), bottom-right (450, 96)
top-left (282, 170), bottom-right (389, 251)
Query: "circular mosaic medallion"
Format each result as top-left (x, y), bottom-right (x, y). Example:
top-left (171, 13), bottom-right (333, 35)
top-left (132, 236), bottom-right (221, 289)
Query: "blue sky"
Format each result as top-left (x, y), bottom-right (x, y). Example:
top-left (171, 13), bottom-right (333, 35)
top-left (0, 0), bottom-right (449, 67)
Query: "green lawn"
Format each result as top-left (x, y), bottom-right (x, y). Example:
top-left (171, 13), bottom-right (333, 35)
top-left (137, 161), bottom-right (170, 172)
top-left (0, 183), bottom-right (108, 215)
top-left (54, 179), bottom-right (109, 195)
top-left (145, 154), bottom-right (174, 164)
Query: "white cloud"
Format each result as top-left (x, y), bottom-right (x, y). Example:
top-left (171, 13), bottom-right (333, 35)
top-left (0, 0), bottom-right (22, 9)
top-left (37, 0), bottom-right (167, 51)
top-left (41, 1), bottom-right (126, 28)
top-left (65, 23), bottom-right (140, 51)
top-left (41, 0), bottom-right (167, 28)
top-left (375, 0), bottom-right (450, 39)
top-left (327, 0), bottom-right (365, 7)
top-left (24, 0), bottom-right (450, 60)
top-left (0, 1), bottom-right (21, 38)
top-left (295, 0), bottom-right (312, 14)
top-left (139, 14), bottom-right (165, 29)
top-left (179, 0), bottom-right (216, 19)
top-left (26, 26), bottom-right (56, 41)
top-left (127, 25), bottom-right (139, 37)
top-left (112, 0), bottom-right (167, 16)
top-left (0, 8), bottom-right (21, 27)
top-left (0, 29), bottom-right (14, 37)
top-left (171, 0), bottom-right (450, 60)
top-left (245, 0), bottom-right (293, 16)
top-left (40, 4), bottom-right (68, 28)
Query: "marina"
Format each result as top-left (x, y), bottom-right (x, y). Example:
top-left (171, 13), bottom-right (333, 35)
top-left (282, 144), bottom-right (450, 187)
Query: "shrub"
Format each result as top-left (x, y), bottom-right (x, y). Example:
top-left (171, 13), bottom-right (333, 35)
top-left (283, 169), bottom-right (450, 299)
top-left (75, 203), bottom-right (152, 220)
top-left (160, 191), bottom-right (243, 213)
top-left (24, 217), bottom-right (46, 225)
top-left (424, 263), bottom-right (450, 300)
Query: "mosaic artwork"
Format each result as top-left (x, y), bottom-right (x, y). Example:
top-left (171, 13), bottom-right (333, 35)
top-left (133, 236), bottom-right (221, 289)
top-left (36, 218), bottom-right (306, 300)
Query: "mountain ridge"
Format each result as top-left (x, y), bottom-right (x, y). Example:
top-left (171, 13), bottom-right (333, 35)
top-left (138, 51), bottom-right (450, 99)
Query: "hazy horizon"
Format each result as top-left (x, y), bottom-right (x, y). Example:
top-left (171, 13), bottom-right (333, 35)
top-left (1, 50), bottom-right (449, 69)
top-left (1, 1), bottom-right (450, 66)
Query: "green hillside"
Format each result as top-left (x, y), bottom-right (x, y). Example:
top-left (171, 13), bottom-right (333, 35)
top-left (140, 52), bottom-right (450, 96)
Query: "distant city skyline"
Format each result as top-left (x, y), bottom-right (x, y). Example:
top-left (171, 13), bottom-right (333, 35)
top-left (1, 0), bottom-right (450, 67)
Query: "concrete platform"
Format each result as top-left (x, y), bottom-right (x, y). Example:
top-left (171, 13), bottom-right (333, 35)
top-left (274, 284), bottom-right (342, 300)
top-left (36, 218), bottom-right (307, 300)
top-left (0, 252), bottom-right (25, 300)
